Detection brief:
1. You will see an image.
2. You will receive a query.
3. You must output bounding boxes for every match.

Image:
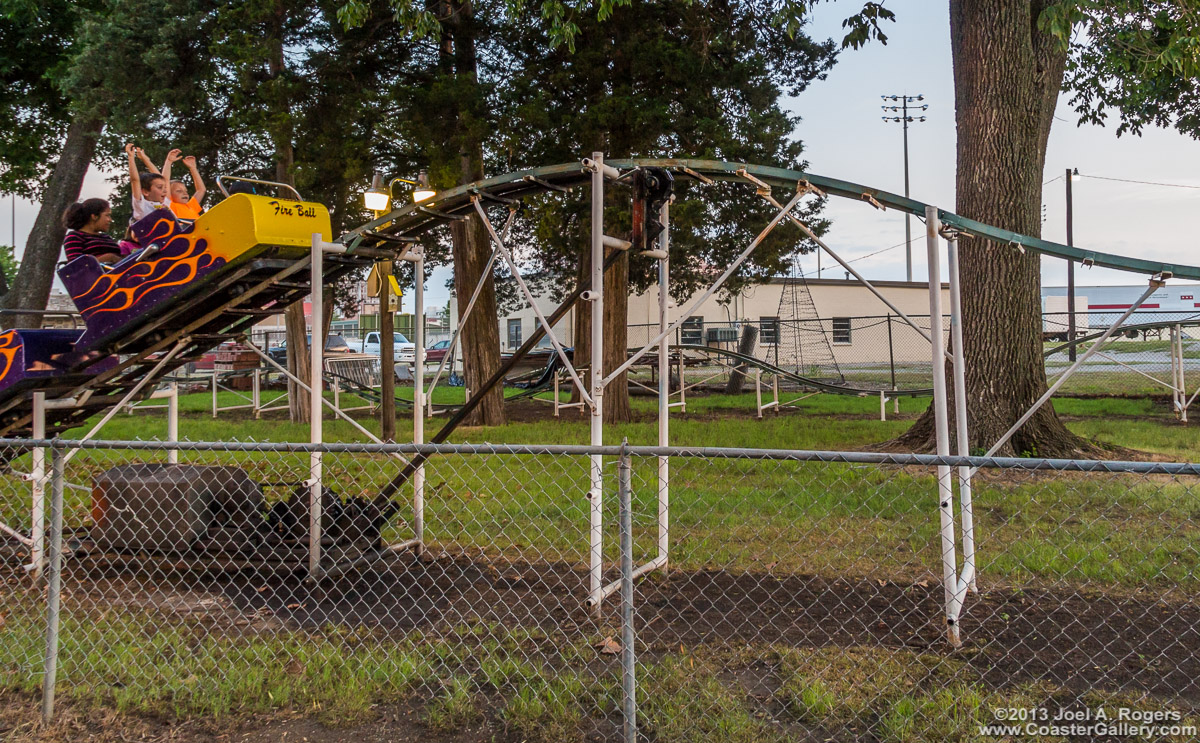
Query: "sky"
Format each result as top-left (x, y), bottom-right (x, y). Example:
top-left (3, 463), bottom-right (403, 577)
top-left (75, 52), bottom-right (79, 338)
top-left (795, 1), bottom-right (1200, 290)
top-left (6, 1), bottom-right (1198, 312)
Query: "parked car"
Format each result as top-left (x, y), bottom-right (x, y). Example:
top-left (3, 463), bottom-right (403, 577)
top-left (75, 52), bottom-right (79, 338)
top-left (360, 331), bottom-right (416, 363)
top-left (267, 334), bottom-right (354, 366)
top-left (426, 339), bottom-right (452, 364)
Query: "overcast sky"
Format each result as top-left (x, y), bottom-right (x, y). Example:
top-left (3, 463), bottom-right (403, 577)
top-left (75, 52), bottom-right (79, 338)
top-left (7, 1), bottom-right (1197, 312)
top-left (797, 0), bottom-right (1200, 290)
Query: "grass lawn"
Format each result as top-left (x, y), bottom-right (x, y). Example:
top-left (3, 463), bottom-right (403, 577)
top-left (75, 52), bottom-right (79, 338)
top-left (2, 389), bottom-right (1197, 741)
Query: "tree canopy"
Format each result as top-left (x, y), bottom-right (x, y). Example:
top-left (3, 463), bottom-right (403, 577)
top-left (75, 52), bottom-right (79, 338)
top-left (1044, 1), bottom-right (1200, 138)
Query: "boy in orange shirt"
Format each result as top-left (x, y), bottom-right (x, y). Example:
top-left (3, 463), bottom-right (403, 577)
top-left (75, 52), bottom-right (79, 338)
top-left (134, 149), bottom-right (207, 220)
top-left (165, 153), bottom-right (207, 220)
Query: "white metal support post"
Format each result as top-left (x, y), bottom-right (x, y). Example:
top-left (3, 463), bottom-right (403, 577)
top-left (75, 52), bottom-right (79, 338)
top-left (754, 368), bottom-right (763, 418)
top-left (407, 246), bottom-right (426, 553)
top-left (309, 233), bottom-right (325, 580)
top-left (1173, 324), bottom-right (1188, 423)
top-left (587, 152), bottom-right (606, 613)
top-left (945, 233), bottom-right (976, 594)
top-left (924, 206), bottom-right (960, 648)
top-left (655, 200), bottom-right (670, 576)
top-left (29, 391), bottom-right (46, 579)
top-left (167, 382), bottom-right (179, 465)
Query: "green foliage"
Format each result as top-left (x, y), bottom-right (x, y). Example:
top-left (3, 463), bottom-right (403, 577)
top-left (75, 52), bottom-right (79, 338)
top-left (0, 0), bottom-right (90, 197)
top-left (1041, 2), bottom-right (1200, 138)
top-left (838, 1), bottom-right (895, 49)
top-left (491, 0), bottom-right (838, 301)
top-left (0, 245), bottom-right (19, 287)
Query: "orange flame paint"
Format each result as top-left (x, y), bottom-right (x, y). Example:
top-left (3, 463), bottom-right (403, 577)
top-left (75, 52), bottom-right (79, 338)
top-left (0, 331), bottom-right (19, 383)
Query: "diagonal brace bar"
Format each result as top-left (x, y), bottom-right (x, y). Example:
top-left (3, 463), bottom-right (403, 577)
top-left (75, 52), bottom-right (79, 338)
top-left (62, 340), bottom-right (188, 466)
top-left (603, 188), bottom-right (807, 386)
top-left (425, 208), bottom-right (517, 405)
top-left (243, 339), bottom-right (408, 463)
top-left (757, 191), bottom-right (949, 360)
top-left (472, 198), bottom-right (593, 407)
top-left (983, 279), bottom-right (1163, 459)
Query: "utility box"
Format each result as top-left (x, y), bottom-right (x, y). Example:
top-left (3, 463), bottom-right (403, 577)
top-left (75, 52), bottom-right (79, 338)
top-left (91, 464), bottom-right (264, 552)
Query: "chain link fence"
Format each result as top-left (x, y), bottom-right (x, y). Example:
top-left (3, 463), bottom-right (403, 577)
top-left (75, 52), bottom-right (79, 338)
top-left (630, 312), bottom-right (1200, 408)
top-left (3, 439), bottom-right (1200, 740)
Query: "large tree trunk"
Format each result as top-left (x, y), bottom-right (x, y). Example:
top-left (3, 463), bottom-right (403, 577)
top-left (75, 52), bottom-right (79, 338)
top-left (446, 0), bottom-right (505, 427)
top-left (895, 0), bottom-right (1095, 457)
top-left (602, 242), bottom-right (632, 423)
top-left (1, 113), bottom-right (104, 328)
top-left (265, 0), bottom-right (311, 424)
top-left (284, 302), bottom-right (311, 424)
top-left (449, 182), bottom-right (505, 427)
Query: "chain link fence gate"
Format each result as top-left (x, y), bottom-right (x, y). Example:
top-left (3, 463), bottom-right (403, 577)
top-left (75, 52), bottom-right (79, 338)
top-left (3, 439), bottom-right (1200, 741)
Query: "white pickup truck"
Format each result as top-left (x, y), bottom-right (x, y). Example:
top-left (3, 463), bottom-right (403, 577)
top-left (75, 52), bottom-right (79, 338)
top-left (360, 331), bottom-right (416, 363)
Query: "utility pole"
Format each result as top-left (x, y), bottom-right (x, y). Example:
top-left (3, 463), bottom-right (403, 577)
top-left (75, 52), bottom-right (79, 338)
top-left (1066, 167), bottom-right (1079, 361)
top-left (882, 94), bottom-right (928, 282)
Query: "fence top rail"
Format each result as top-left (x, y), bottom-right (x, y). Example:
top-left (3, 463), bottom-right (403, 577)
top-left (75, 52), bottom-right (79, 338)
top-left (2, 438), bottom-right (1197, 475)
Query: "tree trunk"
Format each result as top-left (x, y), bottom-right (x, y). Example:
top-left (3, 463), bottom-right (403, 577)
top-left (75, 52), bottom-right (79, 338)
top-left (602, 18), bottom-right (634, 424)
top-left (895, 0), bottom-right (1096, 458)
top-left (284, 302), bottom-right (311, 424)
top-left (265, 0), bottom-right (310, 424)
top-left (449, 190), bottom-right (505, 427)
top-left (1, 113), bottom-right (104, 328)
top-left (602, 242), bottom-right (632, 423)
top-left (446, 0), bottom-right (504, 427)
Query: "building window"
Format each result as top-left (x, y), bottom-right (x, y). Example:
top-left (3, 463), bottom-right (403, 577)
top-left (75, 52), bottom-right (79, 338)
top-left (681, 316), bottom-right (703, 345)
top-left (832, 317), bottom-right (852, 344)
top-left (507, 318), bottom-right (522, 349)
top-left (760, 316), bottom-right (779, 345)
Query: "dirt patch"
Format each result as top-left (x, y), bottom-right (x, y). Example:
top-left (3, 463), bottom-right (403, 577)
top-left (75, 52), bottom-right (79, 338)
top-left (61, 555), bottom-right (1200, 704)
top-left (0, 694), bottom-right (498, 743)
top-left (8, 556), bottom-right (1200, 741)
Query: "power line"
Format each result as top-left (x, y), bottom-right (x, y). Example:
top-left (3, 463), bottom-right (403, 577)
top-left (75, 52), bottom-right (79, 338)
top-left (846, 238), bottom-right (911, 265)
top-left (1077, 173), bottom-right (1200, 190)
top-left (812, 237), bottom-right (911, 277)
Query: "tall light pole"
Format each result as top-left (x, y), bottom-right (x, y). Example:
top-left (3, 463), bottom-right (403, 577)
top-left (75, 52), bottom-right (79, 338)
top-left (1066, 167), bottom-right (1080, 361)
top-left (882, 94), bottom-right (928, 282)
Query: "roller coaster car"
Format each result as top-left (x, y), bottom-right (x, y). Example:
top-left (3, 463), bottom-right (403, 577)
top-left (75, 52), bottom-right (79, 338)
top-left (58, 193), bottom-right (333, 360)
top-left (0, 328), bottom-right (118, 400)
top-left (0, 190), bottom-right (364, 443)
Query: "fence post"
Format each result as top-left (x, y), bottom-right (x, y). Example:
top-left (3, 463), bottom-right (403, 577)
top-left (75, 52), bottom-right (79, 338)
top-left (618, 440), bottom-right (637, 743)
top-left (30, 391), bottom-right (46, 579)
top-left (167, 382), bottom-right (179, 465)
top-left (887, 314), bottom-right (896, 393)
top-left (41, 443), bottom-right (65, 725)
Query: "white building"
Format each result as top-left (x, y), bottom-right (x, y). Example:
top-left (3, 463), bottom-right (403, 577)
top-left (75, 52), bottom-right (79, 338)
top-left (452, 277), bottom-right (951, 367)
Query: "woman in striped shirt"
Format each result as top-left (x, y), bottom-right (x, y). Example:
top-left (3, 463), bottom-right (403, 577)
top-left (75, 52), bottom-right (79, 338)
top-left (62, 199), bottom-right (121, 264)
